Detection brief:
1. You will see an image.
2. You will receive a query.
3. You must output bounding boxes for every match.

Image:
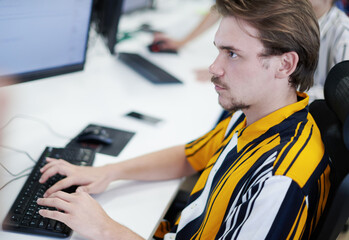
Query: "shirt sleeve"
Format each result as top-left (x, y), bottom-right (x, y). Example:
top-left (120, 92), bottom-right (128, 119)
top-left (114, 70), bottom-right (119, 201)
top-left (217, 175), bottom-right (307, 240)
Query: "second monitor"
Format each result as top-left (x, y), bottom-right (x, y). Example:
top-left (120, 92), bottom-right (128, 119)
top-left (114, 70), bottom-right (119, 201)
top-left (91, 0), bottom-right (124, 54)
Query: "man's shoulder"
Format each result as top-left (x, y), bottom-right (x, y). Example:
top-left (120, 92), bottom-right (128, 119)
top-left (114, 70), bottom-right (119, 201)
top-left (329, 7), bottom-right (349, 30)
top-left (321, 7), bottom-right (349, 39)
top-left (272, 113), bottom-right (327, 188)
top-left (329, 6), bottom-right (349, 21)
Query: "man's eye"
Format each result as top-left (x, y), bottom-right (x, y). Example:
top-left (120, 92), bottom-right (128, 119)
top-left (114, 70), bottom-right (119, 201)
top-left (229, 51), bottom-right (237, 58)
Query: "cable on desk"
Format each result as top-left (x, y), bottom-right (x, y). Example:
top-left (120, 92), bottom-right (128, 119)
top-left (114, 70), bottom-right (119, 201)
top-left (0, 145), bottom-right (35, 176)
top-left (0, 114), bottom-right (72, 140)
top-left (0, 145), bottom-right (35, 163)
top-left (0, 173), bottom-right (30, 191)
top-left (0, 114), bottom-right (71, 189)
top-left (0, 162), bottom-right (33, 177)
top-left (0, 144), bottom-right (34, 191)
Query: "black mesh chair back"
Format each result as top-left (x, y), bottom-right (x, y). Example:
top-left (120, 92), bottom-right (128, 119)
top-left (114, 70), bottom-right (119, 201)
top-left (324, 60), bottom-right (349, 150)
top-left (309, 60), bottom-right (349, 240)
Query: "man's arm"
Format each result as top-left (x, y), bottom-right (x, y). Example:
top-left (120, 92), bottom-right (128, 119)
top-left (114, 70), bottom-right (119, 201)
top-left (152, 9), bottom-right (220, 51)
top-left (40, 144), bottom-right (195, 196)
top-left (107, 144), bottom-right (196, 181)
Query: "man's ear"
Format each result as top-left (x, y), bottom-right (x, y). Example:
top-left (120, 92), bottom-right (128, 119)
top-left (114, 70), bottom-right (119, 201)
top-left (275, 51), bottom-right (299, 79)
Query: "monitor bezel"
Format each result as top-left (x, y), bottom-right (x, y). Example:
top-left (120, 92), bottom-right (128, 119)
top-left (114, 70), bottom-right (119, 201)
top-left (2, 63), bottom-right (85, 86)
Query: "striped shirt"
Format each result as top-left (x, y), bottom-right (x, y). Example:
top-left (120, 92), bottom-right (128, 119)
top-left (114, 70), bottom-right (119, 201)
top-left (308, 6), bottom-right (349, 101)
top-left (169, 92), bottom-right (331, 240)
top-left (316, 5), bottom-right (349, 86)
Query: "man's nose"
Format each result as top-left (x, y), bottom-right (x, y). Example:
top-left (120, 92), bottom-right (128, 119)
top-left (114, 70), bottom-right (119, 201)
top-left (209, 56), bottom-right (224, 77)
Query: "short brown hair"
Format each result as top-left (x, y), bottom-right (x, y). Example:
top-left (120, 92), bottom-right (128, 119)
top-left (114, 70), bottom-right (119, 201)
top-left (213, 0), bottom-right (320, 92)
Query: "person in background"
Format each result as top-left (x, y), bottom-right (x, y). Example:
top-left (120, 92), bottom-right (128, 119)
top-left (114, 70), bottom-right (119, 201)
top-left (37, 0), bottom-right (331, 239)
top-left (307, 0), bottom-right (349, 100)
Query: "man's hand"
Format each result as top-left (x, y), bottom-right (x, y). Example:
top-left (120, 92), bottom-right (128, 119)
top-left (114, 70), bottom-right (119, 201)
top-left (152, 32), bottom-right (183, 51)
top-left (37, 190), bottom-right (144, 240)
top-left (39, 158), bottom-right (111, 197)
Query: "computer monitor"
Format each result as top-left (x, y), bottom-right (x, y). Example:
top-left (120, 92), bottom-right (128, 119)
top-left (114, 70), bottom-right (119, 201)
top-left (91, 0), bottom-right (124, 54)
top-left (0, 0), bottom-right (93, 85)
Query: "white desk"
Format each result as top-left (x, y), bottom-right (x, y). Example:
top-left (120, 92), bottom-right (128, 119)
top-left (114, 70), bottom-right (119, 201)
top-left (0, 0), bottom-right (221, 239)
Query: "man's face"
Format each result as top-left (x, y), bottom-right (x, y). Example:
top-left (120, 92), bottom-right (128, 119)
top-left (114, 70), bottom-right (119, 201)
top-left (210, 16), bottom-right (280, 112)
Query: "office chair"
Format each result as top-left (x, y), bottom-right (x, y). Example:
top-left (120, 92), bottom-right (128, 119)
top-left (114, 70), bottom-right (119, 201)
top-left (309, 60), bottom-right (349, 240)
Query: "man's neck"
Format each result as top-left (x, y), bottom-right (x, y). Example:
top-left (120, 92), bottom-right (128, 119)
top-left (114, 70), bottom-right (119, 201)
top-left (243, 91), bottom-right (298, 127)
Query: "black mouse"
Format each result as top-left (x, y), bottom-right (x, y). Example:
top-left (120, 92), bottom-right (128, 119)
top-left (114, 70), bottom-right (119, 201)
top-left (147, 41), bottom-right (178, 54)
top-left (77, 126), bottom-right (113, 145)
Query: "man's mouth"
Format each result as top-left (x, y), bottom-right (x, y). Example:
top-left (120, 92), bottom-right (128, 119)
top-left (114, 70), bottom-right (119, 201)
top-left (211, 76), bottom-right (226, 91)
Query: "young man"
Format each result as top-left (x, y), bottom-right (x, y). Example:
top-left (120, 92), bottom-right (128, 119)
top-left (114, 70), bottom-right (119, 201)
top-left (37, 0), bottom-right (331, 239)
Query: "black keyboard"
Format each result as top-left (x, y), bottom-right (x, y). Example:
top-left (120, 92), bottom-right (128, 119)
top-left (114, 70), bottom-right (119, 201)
top-left (2, 147), bottom-right (96, 238)
top-left (118, 52), bottom-right (182, 84)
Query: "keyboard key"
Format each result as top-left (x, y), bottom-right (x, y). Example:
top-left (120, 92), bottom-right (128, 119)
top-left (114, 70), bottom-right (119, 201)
top-left (30, 220), bottom-right (38, 227)
top-left (47, 219), bottom-right (56, 230)
top-left (11, 215), bottom-right (20, 223)
top-left (55, 221), bottom-right (64, 232)
top-left (38, 218), bottom-right (48, 228)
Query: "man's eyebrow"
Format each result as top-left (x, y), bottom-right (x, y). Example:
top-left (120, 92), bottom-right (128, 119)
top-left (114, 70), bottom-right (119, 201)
top-left (213, 41), bottom-right (242, 52)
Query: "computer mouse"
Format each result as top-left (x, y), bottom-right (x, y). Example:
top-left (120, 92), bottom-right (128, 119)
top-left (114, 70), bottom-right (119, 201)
top-left (147, 41), bottom-right (178, 54)
top-left (76, 126), bottom-right (113, 145)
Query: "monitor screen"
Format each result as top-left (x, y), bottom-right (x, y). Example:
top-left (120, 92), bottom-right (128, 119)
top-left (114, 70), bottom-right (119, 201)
top-left (0, 0), bottom-right (93, 84)
top-left (92, 0), bottom-right (124, 54)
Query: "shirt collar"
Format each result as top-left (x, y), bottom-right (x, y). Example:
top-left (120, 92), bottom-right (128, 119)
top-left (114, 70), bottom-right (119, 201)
top-left (236, 92), bottom-right (309, 152)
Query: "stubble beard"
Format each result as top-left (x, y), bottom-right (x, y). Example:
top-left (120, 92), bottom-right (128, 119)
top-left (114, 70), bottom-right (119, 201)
top-left (211, 76), bottom-right (250, 112)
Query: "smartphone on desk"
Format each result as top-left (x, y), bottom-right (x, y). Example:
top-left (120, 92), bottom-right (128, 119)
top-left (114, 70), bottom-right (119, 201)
top-left (125, 111), bottom-right (162, 125)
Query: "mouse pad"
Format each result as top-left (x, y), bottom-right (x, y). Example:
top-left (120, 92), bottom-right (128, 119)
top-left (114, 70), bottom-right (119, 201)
top-left (66, 124), bottom-right (135, 157)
